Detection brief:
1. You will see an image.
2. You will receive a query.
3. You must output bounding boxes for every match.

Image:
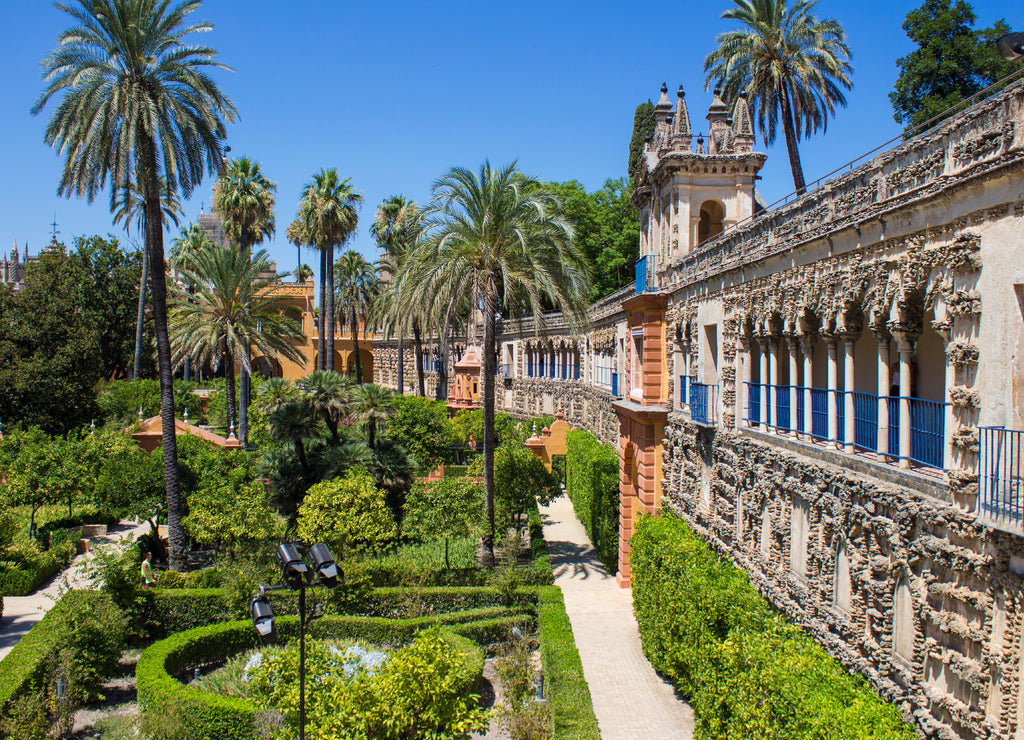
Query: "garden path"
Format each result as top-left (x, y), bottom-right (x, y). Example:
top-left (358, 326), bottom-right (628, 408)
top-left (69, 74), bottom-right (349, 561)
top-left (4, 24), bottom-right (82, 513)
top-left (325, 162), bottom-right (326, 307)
top-left (539, 494), bottom-right (694, 739)
top-left (0, 520), bottom-right (150, 661)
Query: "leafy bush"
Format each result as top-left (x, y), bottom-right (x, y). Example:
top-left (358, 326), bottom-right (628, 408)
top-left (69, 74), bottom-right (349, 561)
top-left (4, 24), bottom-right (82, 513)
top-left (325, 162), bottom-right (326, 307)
top-left (0, 540), bottom-right (76, 596)
top-left (630, 513), bottom-right (916, 740)
top-left (385, 395), bottom-right (460, 474)
top-left (49, 590), bottom-right (127, 701)
top-left (564, 431), bottom-right (619, 572)
top-left (296, 468), bottom-right (397, 561)
top-left (95, 378), bottom-right (202, 426)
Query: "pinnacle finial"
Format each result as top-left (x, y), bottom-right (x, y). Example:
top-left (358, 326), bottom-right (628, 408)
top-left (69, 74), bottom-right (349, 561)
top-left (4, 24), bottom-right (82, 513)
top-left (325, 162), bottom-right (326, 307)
top-left (677, 85), bottom-right (685, 98)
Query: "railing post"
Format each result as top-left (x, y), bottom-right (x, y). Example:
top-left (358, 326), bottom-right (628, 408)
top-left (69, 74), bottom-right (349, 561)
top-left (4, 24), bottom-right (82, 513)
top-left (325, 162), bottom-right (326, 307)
top-left (876, 332), bottom-right (890, 460)
top-left (897, 337), bottom-right (915, 469)
top-left (826, 337), bottom-right (839, 446)
top-left (843, 336), bottom-right (857, 453)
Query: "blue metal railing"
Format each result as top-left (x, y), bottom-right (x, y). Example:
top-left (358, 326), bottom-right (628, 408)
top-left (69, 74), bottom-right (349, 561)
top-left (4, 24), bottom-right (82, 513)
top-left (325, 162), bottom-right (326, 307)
top-left (980, 427), bottom-right (1023, 529)
top-left (573, 364), bottom-right (580, 380)
top-left (538, 358), bottom-right (545, 377)
top-left (679, 375), bottom-right (689, 408)
top-left (690, 382), bottom-right (718, 427)
top-left (744, 383), bottom-right (947, 470)
top-left (501, 364), bottom-right (512, 379)
top-left (611, 372), bottom-right (620, 398)
top-left (635, 255), bottom-right (656, 294)
top-left (527, 361), bottom-right (534, 378)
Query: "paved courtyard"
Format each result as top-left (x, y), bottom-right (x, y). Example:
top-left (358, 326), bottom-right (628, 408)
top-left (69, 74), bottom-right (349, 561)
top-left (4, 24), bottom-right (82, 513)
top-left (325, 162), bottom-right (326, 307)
top-left (540, 494), bottom-right (694, 739)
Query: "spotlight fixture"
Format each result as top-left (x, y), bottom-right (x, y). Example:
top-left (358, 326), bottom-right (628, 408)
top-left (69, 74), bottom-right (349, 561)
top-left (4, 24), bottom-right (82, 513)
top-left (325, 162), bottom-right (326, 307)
top-left (308, 543), bottom-right (339, 588)
top-left (249, 595), bottom-right (275, 638)
top-left (997, 33), bottom-right (1024, 61)
top-left (276, 543), bottom-right (310, 589)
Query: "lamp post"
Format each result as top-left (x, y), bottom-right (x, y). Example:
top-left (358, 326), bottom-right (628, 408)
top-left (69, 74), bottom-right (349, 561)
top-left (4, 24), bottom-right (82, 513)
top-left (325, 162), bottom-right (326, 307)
top-left (249, 542), bottom-right (339, 740)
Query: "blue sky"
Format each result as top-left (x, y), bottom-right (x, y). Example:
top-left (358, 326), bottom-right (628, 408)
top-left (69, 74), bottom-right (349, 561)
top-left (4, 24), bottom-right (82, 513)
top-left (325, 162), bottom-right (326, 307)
top-left (1, 0), bottom-right (1018, 278)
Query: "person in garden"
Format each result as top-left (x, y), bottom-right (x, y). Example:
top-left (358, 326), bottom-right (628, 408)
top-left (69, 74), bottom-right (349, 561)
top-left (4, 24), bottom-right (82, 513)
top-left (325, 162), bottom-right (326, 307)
top-left (141, 551), bottom-right (156, 589)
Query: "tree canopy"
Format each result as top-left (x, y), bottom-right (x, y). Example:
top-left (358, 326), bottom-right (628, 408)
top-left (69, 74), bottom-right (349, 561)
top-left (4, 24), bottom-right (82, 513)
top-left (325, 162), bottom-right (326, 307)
top-left (890, 0), bottom-right (1016, 130)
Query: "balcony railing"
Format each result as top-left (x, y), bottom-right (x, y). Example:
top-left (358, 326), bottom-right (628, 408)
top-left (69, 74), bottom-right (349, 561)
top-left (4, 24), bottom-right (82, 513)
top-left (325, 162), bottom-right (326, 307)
top-left (501, 364), bottom-right (512, 379)
top-left (635, 255), bottom-right (656, 294)
top-left (611, 372), bottom-right (620, 398)
top-left (690, 382), bottom-right (718, 427)
top-left (679, 375), bottom-right (689, 408)
top-left (980, 427), bottom-right (1024, 530)
top-left (744, 383), bottom-right (948, 470)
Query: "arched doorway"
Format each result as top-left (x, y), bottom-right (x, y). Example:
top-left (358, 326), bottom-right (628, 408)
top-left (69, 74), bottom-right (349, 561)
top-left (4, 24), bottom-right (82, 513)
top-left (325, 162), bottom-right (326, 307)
top-left (698, 200), bottom-right (725, 244)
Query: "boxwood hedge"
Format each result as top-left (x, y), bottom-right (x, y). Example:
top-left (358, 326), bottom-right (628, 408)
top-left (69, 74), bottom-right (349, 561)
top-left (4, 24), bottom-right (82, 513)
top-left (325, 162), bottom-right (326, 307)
top-left (564, 431), bottom-right (619, 572)
top-left (630, 512), bottom-right (916, 740)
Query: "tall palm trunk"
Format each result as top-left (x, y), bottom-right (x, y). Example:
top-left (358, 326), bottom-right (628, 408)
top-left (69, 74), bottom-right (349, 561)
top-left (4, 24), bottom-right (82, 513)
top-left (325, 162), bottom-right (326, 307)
top-left (413, 320), bottom-right (425, 397)
top-left (481, 290), bottom-right (497, 561)
top-left (318, 249), bottom-right (327, 371)
top-left (238, 229), bottom-right (251, 447)
top-left (351, 314), bottom-right (363, 383)
top-left (223, 347), bottom-right (236, 436)
top-left (141, 134), bottom-right (184, 571)
top-left (133, 247), bottom-right (149, 379)
top-left (396, 339), bottom-right (404, 394)
top-left (326, 244), bottom-right (336, 372)
top-left (780, 88), bottom-right (807, 195)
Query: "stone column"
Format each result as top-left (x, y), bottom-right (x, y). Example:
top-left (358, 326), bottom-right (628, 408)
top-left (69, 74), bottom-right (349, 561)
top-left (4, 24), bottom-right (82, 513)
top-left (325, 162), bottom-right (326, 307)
top-left (843, 337), bottom-right (856, 453)
top-left (758, 339), bottom-right (769, 429)
top-left (897, 337), bottom-right (914, 469)
top-left (738, 337), bottom-right (752, 430)
top-left (826, 337), bottom-right (839, 446)
top-left (801, 336), bottom-right (815, 439)
top-left (788, 337), bottom-right (800, 436)
top-left (768, 337), bottom-right (780, 430)
top-left (876, 333), bottom-right (891, 460)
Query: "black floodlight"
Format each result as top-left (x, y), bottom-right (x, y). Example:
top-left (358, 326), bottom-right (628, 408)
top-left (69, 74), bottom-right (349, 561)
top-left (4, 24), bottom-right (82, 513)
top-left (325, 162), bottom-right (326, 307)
top-left (308, 543), bottom-right (339, 588)
top-left (249, 595), bottom-right (275, 638)
top-left (276, 543), bottom-right (309, 589)
top-left (998, 33), bottom-right (1024, 61)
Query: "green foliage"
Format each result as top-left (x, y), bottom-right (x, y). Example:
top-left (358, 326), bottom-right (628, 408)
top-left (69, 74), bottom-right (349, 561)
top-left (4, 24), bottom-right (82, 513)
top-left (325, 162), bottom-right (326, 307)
top-left (496, 634), bottom-right (551, 740)
top-left (185, 481), bottom-right (277, 549)
top-left (49, 590), bottom-right (127, 701)
top-left (548, 179), bottom-right (639, 298)
top-left (297, 468), bottom-right (397, 559)
top-left (627, 100), bottom-right (656, 184)
top-left (0, 540), bottom-right (75, 596)
top-left (535, 587), bottom-right (600, 740)
top-left (385, 395), bottom-right (460, 474)
top-left (96, 378), bottom-right (202, 426)
top-left (92, 443), bottom-right (165, 523)
top-left (452, 409), bottom-right (550, 449)
top-left (405, 479), bottom-right (484, 568)
top-left (0, 690), bottom-right (50, 740)
top-left (890, 0), bottom-right (1017, 130)
top-left (564, 431), bottom-right (619, 572)
top-left (630, 513), bottom-right (916, 740)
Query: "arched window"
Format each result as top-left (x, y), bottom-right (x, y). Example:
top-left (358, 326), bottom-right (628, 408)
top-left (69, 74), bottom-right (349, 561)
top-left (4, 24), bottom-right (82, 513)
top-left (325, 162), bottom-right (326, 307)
top-left (833, 539), bottom-right (851, 615)
top-left (893, 578), bottom-right (915, 662)
top-left (698, 200), bottom-right (725, 244)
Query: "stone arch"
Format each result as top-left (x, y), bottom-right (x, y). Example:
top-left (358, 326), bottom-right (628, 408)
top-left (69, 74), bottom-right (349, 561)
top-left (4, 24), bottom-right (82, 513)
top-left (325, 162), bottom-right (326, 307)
top-left (698, 199), bottom-right (725, 244)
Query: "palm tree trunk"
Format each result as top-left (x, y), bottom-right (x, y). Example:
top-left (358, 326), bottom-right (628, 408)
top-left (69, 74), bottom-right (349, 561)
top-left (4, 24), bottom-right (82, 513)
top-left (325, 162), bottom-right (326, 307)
top-left (224, 347), bottom-right (236, 436)
top-left (352, 315), bottom-right (363, 383)
top-left (482, 290), bottom-right (497, 562)
top-left (141, 133), bottom-right (184, 571)
top-left (133, 247), bottom-right (149, 379)
top-left (239, 353), bottom-right (250, 447)
top-left (780, 88), bottom-right (807, 195)
top-left (326, 244), bottom-right (336, 371)
top-left (413, 320), bottom-right (425, 397)
top-left (396, 338), bottom-right (404, 394)
top-left (318, 249), bottom-right (327, 371)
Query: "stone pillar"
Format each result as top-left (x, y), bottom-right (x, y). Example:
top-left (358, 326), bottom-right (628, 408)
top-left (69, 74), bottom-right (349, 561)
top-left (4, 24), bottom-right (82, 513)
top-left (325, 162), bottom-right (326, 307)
top-left (801, 336), bottom-right (815, 439)
top-left (843, 337), bottom-right (856, 453)
top-left (737, 337), bottom-right (752, 430)
top-left (683, 341), bottom-right (692, 408)
top-left (768, 337), bottom-right (779, 430)
top-left (788, 337), bottom-right (800, 436)
top-left (757, 339), bottom-right (769, 428)
top-left (826, 338), bottom-right (839, 446)
top-left (897, 337), bottom-right (914, 469)
top-left (876, 333), bottom-right (891, 460)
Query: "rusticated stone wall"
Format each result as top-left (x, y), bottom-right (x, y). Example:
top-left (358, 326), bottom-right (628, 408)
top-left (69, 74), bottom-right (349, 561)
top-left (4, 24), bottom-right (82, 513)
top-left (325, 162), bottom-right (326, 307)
top-left (663, 420), bottom-right (1024, 738)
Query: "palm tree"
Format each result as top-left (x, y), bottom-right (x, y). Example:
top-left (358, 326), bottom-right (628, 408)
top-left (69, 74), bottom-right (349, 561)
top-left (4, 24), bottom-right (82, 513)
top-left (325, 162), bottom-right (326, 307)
top-left (294, 263), bottom-right (314, 284)
top-left (168, 245), bottom-right (305, 437)
top-left (33, 0), bottom-right (237, 570)
top-left (402, 162), bottom-right (591, 557)
top-left (335, 250), bottom-right (378, 383)
top-left (291, 170), bottom-right (362, 373)
top-left (703, 0), bottom-right (852, 194)
top-left (112, 177), bottom-right (184, 382)
top-left (253, 377), bottom-right (300, 415)
top-left (371, 196), bottom-right (425, 396)
top-left (170, 222), bottom-right (215, 381)
top-left (299, 370), bottom-right (352, 444)
top-left (212, 156), bottom-right (276, 446)
top-left (351, 382), bottom-right (395, 452)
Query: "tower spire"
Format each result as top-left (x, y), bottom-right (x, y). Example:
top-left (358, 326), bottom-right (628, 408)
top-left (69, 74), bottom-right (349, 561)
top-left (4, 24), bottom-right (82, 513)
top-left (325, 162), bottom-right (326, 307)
top-left (671, 85), bottom-right (692, 149)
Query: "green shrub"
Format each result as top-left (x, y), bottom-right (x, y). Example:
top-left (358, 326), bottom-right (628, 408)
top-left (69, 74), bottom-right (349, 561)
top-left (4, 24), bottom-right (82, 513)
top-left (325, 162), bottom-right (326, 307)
top-left (536, 587), bottom-right (599, 740)
top-left (0, 540), bottom-right (76, 596)
top-left (49, 590), bottom-right (127, 701)
top-left (631, 513), bottom-right (916, 740)
top-left (564, 431), bottom-right (619, 572)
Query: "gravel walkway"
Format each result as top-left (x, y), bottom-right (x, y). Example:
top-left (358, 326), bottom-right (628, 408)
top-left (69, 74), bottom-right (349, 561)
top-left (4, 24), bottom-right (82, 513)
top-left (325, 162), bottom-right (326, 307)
top-left (539, 495), bottom-right (695, 739)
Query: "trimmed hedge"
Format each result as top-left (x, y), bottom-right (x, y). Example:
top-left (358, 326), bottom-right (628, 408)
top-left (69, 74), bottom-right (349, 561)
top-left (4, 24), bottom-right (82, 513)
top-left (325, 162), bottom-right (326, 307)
top-left (137, 617), bottom-right (491, 740)
top-left (631, 513), bottom-right (916, 740)
top-left (536, 586), bottom-right (600, 740)
top-left (564, 430), bottom-right (619, 572)
top-left (0, 590), bottom-right (85, 719)
top-left (0, 541), bottom-right (76, 596)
